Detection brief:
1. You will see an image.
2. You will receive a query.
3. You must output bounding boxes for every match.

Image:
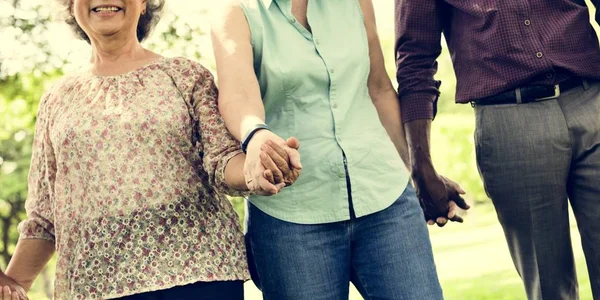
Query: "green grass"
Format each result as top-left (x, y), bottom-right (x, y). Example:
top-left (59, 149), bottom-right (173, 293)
top-left (429, 204), bottom-right (592, 300)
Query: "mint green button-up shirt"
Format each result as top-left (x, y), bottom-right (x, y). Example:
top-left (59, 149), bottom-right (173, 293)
top-left (242, 0), bottom-right (410, 224)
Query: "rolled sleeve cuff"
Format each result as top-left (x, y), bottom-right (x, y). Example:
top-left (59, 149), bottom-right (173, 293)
top-left (399, 91), bottom-right (439, 123)
top-left (18, 219), bottom-right (55, 242)
top-left (215, 149), bottom-right (250, 197)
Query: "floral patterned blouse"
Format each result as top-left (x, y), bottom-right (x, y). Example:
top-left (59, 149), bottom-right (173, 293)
top-left (17, 57), bottom-right (249, 299)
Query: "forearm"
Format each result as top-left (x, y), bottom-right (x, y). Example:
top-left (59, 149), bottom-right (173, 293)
top-left (211, 3), bottom-right (266, 141)
top-left (223, 153), bottom-right (249, 190)
top-left (404, 119), bottom-right (436, 178)
top-left (370, 88), bottom-right (411, 171)
top-left (218, 89), bottom-right (266, 141)
top-left (5, 239), bottom-right (55, 291)
top-left (395, 0), bottom-right (444, 123)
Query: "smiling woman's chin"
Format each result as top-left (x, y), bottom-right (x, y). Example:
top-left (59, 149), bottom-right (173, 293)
top-left (88, 28), bottom-right (124, 40)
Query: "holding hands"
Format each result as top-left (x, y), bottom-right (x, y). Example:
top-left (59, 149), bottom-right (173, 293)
top-left (0, 273), bottom-right (27, 300)
top-left (411, 169), bottom-right (470, 227)
top-left (245, 129), bottom-right (302, 195)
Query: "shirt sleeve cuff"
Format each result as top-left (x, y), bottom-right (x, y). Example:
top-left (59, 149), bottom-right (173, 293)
top-left (216, 149), bottom-right (251, 198)
top-left (399, 91), bottom-right (439, 123)
top-left (18, 219), bottom-right (55, 242)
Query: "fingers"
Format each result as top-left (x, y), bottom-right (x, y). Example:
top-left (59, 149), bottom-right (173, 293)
top-left (447, 200), bottom-right (466, 223)
top-left (435, 217), bottom-right (448, 227)
top-left (449, 215), bottom-right (464, 223)
top-left (263, 169), bottom-right (275, 184)
top-left (255, 175), bottom-right (284, 195)
top-left (451, 193), bottom-right (470, 210)
top-left (284, 138), bottom-right (303, 169)
top-left (260, 151), bottom-right (284, 183)
top-left (285, 137), bottom-right (300, 150)
top-left (14, 289), bottom-right (25, 300)
top-left (447, 200), bottom-right (457, 219)
top-left (2, 286), bottom-right (14, 300)
top-left (265, 140), bottom-right (290, 164)
top-left (262, 143), bottom-right (291, 176)
top-left (452, 182), bottom-right (466, 194)
top-left (446, 176), bottom-right (466, 195)
top-left (244, 173), bottom-right (258, 191)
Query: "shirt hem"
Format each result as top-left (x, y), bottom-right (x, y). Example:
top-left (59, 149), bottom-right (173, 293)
top-left (249, 180), bottom-right (409, 225)
top-left (102, 273), bottom-right (250, 299)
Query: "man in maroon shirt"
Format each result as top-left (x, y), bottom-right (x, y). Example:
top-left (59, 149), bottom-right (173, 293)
top-left (395, 0), bottom-right (600, 299)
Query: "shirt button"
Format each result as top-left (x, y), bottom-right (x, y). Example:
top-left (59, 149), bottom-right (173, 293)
top-left (315, 39), bottom-right (320, 45)
top-left (536, 52), bottom-right (543, 58)
top-left (332, 103), bottom-right (338, 109)
top-left (289, 18), bottom-right (296, 23)
top-left (545, 73), bottom-right (553, 79)
top-left (338, 172), bottom-right (345, 178)
top-left (524, 20), bottom-right (531, 26)
top-left (329, 68), bottom-right (335, 74)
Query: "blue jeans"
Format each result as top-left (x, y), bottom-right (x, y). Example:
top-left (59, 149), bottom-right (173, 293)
top-left (245, 183), bottom-right (443, 300)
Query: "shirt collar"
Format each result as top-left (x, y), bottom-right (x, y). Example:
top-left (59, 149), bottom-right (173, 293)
top-left (261, 0), bottom-right (274, 7)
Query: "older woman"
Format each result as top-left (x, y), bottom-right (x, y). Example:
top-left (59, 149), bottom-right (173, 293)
top-left (0, 1), bottom-right (298, 299)
top-left (212, 0), bottom-right (469, 299)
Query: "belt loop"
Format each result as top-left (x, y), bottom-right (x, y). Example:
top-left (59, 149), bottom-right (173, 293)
top-left (583, 79), bottom-right (590, 90)
top-left (516, 88), bottom-right (522, 104)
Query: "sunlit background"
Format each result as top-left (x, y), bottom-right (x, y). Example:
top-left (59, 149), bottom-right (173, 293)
top-left (0, 1), bottom-right (597, 299)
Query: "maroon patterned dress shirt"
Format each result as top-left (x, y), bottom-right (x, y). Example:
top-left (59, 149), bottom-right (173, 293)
top-left (395, 0), bottom-right (600, 121)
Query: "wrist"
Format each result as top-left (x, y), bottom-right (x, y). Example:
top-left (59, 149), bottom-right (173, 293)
top-left (410, 156), bottom-right (436, 179)
top-left (241, 124), bottom-right (270, 153)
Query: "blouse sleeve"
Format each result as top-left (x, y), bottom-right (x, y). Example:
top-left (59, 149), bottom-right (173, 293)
top-left (18, 92), bottom-right (57, 242)
top-left (192, 66), bottom-right (247, 197)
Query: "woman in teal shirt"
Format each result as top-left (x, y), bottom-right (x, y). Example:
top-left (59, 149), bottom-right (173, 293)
top-left (212, 0), bottom-right (465, 298)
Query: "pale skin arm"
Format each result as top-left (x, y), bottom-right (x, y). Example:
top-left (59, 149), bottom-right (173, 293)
top-left (211, 2), bottom-right (301, 192)
top-left (358, 0), bottom-right (469, 224)
top-left (211, 2), bottom-right (266, 141)
top-left (358, 0), bottom-right (410, 170)
top-left (3, 239), bottom-right (54, 297)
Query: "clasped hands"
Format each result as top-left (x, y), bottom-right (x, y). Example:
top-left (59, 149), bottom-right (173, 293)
top-left (0, 273), bottom-right (27, 300)
top-left (244, 130), bottom-right (302, 195)
top-left (411, 168), bottom-right (471, 227)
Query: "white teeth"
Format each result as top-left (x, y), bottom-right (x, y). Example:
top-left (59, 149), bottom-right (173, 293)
top-left (94, 7), bottom-right (120, 12)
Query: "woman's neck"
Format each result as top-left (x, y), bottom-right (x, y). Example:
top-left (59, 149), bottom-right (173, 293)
top-left (89, 37), bottom-right (159, 76)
